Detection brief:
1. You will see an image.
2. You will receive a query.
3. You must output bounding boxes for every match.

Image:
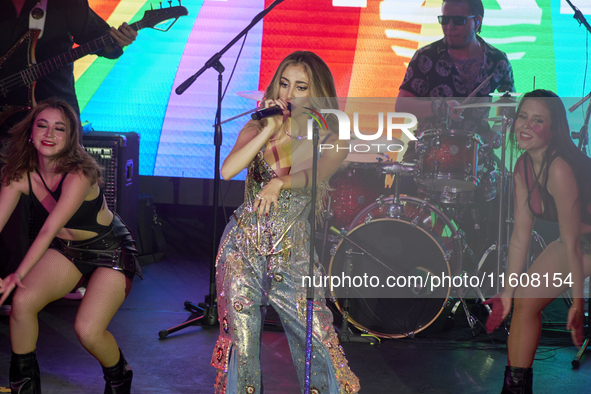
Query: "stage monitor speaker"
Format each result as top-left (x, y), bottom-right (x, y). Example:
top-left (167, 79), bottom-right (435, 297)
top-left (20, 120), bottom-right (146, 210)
top-left (83, 131), bottom-right (140, 240)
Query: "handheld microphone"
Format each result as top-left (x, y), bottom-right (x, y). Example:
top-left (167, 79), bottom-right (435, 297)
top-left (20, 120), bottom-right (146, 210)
top-left (251, 103), bottom-right (291, 120)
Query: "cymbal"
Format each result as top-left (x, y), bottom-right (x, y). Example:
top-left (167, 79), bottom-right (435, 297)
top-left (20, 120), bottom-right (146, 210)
top-left (456, 97), bottom-right (518, 109)
top-left (484, 116), bottom-right (502, 123)
top-left (489, 92), bottom-right (523, 97)
top-left (237, 90), bottom-right (265, 101)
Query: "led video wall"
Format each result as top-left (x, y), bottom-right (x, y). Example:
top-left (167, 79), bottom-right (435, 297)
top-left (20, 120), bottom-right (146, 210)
top-left (77, 0), bottom-right (591, 179)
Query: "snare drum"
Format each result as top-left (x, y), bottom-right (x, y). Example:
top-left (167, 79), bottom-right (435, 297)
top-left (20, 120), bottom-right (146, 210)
top-left (416, 129), bottom-right (482, 192)
top-left (418, 170), bottom-right (499, 205)
top-left (328, 196), bottom-right (462, 338)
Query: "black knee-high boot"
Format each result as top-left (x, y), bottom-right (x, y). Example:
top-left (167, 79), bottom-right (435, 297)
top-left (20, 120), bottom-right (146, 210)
top-left (102, 349), bottom-right (133, 394)
top-left (501, 366), bottom-right (533, 394)
top-left (10, 350), bottom-right (41, 394)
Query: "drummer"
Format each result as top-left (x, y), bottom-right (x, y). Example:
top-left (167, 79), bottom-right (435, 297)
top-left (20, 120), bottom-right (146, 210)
top-left (395, 0), bottom-right (515, 162)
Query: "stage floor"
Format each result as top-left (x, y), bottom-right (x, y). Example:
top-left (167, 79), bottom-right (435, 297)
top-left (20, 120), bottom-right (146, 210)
top-left (0, 252), bottom-right (589, 394)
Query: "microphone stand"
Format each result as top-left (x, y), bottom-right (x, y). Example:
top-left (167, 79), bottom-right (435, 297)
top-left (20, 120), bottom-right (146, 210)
top-left (564, 1), bottom-right (591, 359)
top-left (158, 0), bottom-right (286, 339)
top-left (569, 93), bottom-right (591, 152)
top-left (565, 0), bottom-right (591, 33)
top-left (304, 122), bottom-right (319, 394)
top-left (565, 0), bottom-right (591, 152)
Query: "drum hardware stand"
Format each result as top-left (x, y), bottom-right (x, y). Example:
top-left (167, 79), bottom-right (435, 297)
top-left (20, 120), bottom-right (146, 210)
top-left (494, 97), bottom-right (515, 293)
top-left (336, 248), bottom-right (378, 344)
top-left (444, 205), bottom-right (499, 336)
top-left (379, 161), bottom-right (416, 219)
top-left (568, 90), bottom-right (591, 152)
top-left (447, 291), bottom-right (481, 336)
top-left (159, 0), bottom-right (286, 339)
top-left (446, 237), bottom-right (492, 335)
top-left (565, 6), bottom-right (591, 363)
top-left (444, 299), bottom-right (462, 330)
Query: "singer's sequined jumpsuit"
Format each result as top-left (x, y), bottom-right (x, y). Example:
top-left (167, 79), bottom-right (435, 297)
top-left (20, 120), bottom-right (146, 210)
top-left (211, 148), bottom-right (360, 394)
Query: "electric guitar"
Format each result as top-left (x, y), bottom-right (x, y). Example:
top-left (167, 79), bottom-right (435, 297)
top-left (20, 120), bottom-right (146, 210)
top-left (0, 5), bottom-right (188, 126)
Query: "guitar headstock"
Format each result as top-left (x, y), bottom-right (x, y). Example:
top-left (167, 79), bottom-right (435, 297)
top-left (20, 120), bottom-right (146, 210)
top-left (139, 4), bottom-right (189, 32)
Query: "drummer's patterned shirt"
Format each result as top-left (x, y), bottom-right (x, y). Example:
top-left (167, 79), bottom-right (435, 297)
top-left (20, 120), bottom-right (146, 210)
top-left (399, 36), bottom-right (515, 137)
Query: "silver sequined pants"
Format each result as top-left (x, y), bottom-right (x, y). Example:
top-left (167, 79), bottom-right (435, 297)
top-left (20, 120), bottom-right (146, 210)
top-left (211, 217), bottom-right (359, 394)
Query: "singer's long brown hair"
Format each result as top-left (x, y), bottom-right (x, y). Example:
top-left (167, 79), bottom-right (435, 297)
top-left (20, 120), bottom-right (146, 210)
top-left (264, 51), bottom-right (337, 102)
top-left (1, 98), bottom-right (103, 186)
top-left (257, 51), bottom-right (339, 132)
top-left (265, 51), bottom-right (339, 132)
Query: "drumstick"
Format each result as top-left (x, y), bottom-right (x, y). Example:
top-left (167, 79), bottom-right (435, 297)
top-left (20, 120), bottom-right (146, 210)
top-left (461, 73), bottom-right (495, 105)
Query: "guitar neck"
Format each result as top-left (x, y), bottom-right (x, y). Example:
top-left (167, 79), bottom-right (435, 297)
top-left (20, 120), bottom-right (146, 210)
top-left (30, 20), bottom-right (141, 80)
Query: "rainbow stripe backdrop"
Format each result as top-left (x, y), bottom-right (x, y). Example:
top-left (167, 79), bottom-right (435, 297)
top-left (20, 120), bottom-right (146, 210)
top-left (76, 0), bottom-right (591, 179)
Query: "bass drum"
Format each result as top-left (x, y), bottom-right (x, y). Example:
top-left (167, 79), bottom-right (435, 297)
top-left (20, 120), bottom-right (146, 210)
top-left (328, 196), bottom-right (462, 338)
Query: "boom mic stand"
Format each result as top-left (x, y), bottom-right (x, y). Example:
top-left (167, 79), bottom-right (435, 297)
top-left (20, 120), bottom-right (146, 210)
top-left (565, 0), bottom-right (591, 34)
top-left (564, 0), bottom-right (591, 366)
top-left (158, 0), bottom-right (286, 339)
top-left (569, 92), bottom-right (591, 152)
top-left (565, 0), bottom-right (591, 153)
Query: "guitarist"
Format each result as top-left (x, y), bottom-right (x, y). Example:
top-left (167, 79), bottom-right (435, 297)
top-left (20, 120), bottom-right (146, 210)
top-left (0, 0), bottom-right (138, 141)
top-left (0, 0), bottom-right (137, 313)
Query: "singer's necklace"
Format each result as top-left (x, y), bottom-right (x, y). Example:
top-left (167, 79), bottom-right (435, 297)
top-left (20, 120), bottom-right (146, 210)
top-left (284, 128), bottom-right (306, 140)
top-left (283, 120), bottom-right (306, 140)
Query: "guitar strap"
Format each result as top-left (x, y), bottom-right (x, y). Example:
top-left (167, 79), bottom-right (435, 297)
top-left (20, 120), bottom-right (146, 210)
top-left (29, 0), bottom-right (48, 39)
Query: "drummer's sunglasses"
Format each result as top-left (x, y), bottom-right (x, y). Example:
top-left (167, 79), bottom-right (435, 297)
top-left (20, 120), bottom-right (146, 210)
top-left (437, 15), bottom-right (476, 26)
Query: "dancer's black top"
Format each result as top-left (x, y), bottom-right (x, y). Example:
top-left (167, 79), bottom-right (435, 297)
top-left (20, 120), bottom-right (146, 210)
top-left (27, 171), bottom-right (109, 233)
top-left (518, 153), bottom-right (591, 225)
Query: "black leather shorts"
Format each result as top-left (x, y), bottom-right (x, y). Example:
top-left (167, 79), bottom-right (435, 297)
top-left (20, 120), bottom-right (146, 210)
top-left (51, 214), bottom-right (142, 281)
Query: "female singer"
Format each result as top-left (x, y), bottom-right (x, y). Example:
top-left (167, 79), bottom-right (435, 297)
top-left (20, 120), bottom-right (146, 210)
top-left (210, 51), bottom-right (360, 393)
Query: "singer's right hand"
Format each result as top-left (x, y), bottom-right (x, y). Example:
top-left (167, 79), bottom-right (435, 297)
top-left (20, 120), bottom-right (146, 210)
top-left (261, 98), bottom-right (291, 132)
top-left (261, 98), bottom-right (291, 114)
top-left (482, 293), bottom-right (512, 333)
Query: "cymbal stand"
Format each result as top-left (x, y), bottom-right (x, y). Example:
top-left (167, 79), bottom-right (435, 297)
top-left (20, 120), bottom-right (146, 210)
top-left (451, 101), bottom-right (515, 335)
top-left (495, 105), bottom-right (514, 293)
top-left (569, 90), bottom-right (591, 153)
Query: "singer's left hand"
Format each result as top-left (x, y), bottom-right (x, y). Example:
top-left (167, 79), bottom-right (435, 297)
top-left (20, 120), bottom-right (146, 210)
top-left (253, 178), bottom-right (282, 217)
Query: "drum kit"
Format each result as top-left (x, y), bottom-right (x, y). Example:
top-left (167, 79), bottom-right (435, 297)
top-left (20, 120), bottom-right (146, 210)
top-left (236, 90), bottom-right (525, 340)
top-left (320, 95), bottom-right (524, 340)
